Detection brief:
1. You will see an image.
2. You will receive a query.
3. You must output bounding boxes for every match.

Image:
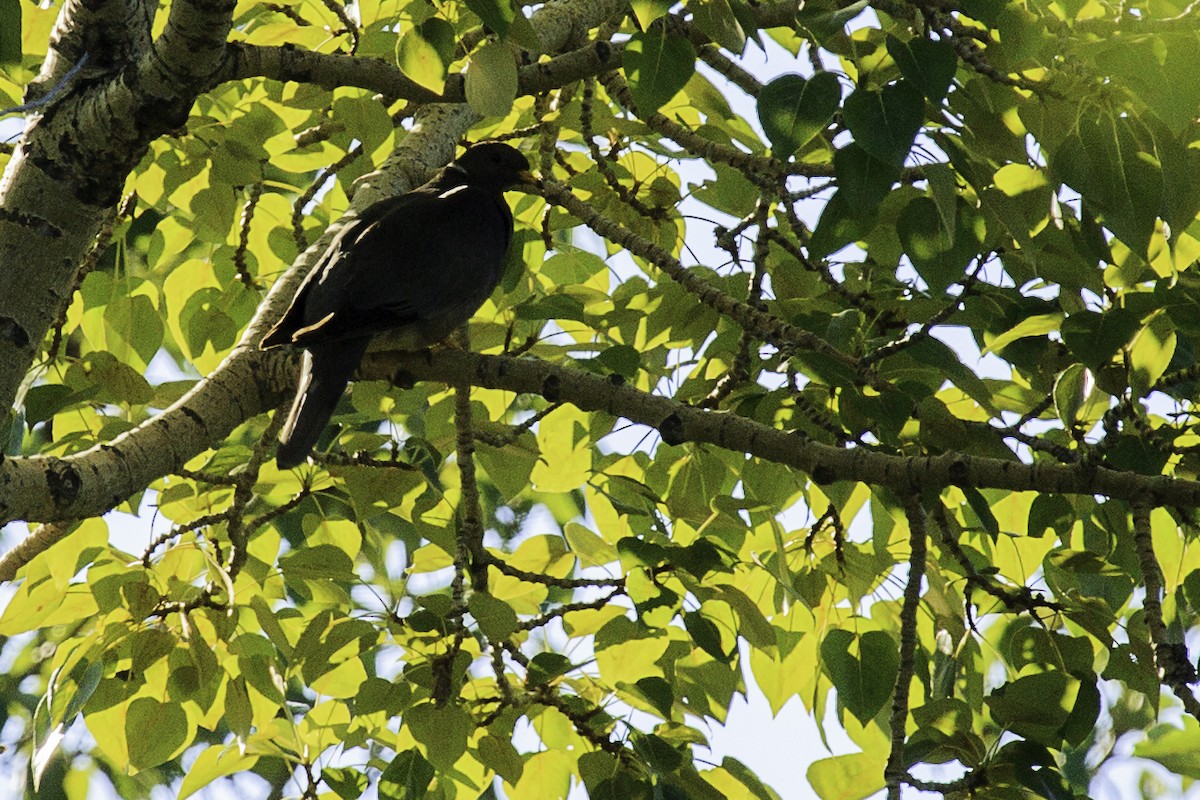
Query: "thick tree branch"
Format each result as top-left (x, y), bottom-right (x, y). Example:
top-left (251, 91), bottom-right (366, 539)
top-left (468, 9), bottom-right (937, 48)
top-left (150, 0), bottom-right (237, 92)
top-left (23, 0), bottom-right (153, 102)
top-left (360, 350), bottom-right (1200, 507)
top-left (0, 0), bottom-right (236, 414)
top-left (217, 44), bottom-right (443, 102)
top-left (216, 1), bottom-right (799, 103)
top-left (9, 346), bottom-right (1200, 562)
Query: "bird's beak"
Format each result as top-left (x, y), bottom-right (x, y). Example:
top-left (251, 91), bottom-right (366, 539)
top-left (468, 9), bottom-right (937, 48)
top-left (517, 169), bottom-right (539, 186)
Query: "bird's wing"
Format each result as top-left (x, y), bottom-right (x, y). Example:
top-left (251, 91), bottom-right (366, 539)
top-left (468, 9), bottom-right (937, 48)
top-left (260, 193), bottom-right (421, 348)
top-left (288, 186), bottom-right (513, 347)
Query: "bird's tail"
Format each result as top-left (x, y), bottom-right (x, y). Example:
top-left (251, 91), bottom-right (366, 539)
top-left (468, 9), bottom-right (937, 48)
top-left (276, 339), bottom-right (371, 469)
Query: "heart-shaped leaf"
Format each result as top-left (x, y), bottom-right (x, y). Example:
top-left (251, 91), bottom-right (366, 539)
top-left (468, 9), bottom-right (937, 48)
top-left (396, 19), bottom-right (454, 93)
top-left (833, 142), bottom-right (901, 212)
top-left (757, 72), bottom-right (840, 156)
top-left (692, 0), bottom-right (747, 54)
top-left (465, 41), bottom-right (518, 117)
top-left (886, 35), bottom-right (957, 103)
top-left (821, 629), bottom-right (899, 724)
top-left (127, 698), bottom-right (189, 769)
top-left (843, 79), bottom-right (925, 165)
top-left (463, 0), bottom-right (514, 38)
top-left (624, 31), bottom-right (696, 114)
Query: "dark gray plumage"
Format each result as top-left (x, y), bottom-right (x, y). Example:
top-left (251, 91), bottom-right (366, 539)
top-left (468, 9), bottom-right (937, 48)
top-left (262, 142), bottom-right (533, 469)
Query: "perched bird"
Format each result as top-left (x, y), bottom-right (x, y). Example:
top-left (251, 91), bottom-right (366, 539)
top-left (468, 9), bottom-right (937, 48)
top-left (261, 142), bottom-right (534, 469)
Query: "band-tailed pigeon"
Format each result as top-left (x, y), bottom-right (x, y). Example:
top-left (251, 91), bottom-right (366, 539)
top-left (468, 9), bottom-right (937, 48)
top-left (261, 142), bottom-right (534, 469)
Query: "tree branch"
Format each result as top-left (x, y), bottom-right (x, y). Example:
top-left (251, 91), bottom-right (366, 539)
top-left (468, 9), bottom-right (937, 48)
top-left (887, 495), bottom-right (928, 799)
top-left (1132, 502), bottom-right (1200, 716)
top-left (9, 346), bottom-right (1200, 564)
top-left (0, 0), bottom-right (236, 414)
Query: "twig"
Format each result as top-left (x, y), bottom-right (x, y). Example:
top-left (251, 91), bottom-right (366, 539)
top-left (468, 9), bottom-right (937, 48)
top-left (0, 53), bottom-right (91, 117)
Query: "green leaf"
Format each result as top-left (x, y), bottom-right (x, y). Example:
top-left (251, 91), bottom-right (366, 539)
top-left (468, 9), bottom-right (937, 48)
top-left (632, 675), bottom-right (674, 718)
top-left (506, 13), bottom-right (543, 52)
top-left (527, 652), bottom-right (574, 686)
top-left (463, 0), bottom-right (514, 38)
top-left (624, 31), bottom-right (697, 114)
top-left (821, 629), bottom-right (899, 724)
top-left (379, 748), bottom-right (436, 799)
top-left (809, 191), bottom-right (875, 259)
top-left (478, 735), bottom-right (524, 783)
top-left (1052, 364), bottom-right (1089, 427)
top-left (564, 522), bottom-right (619, 567)
top-left (1092, 33), bottom-right (1200, 135)
top-left (321, 767), bottom-right (368, 799)
top-left (31, 712), bottom-right (62, 792)
top-left (0, 0), bottom-right (20, 64)
top-left (632, 732), bottom-right (684, 773)
top-left (469, 592), bottom-right (519, 640)
top-left (1150, 119), bottom-right (1200, 244)
top-left (925, 161), bottom-right (959, 243)
top-left (720, 757), bottom-right (782, 800)
top-left (596, 343), bottom-right (641, 378)
top-left (630, 0), bottom-right (673, 27)
top-left (843, 80), bottom-right (925, 165)
top-left (693, 161), bottom-right (761, 217)
top-left (691, 0), bottom-right (747, 53)
top-left (180, 745), bottom-right (258, 800)
top-left (1135, 716), bottom-right (1200, 779)
top-left (987, 672), bottom-right (1073, 746)
top-left (406, 704), bottom-right (472, 770)
top-left (1129, 313), bottom-right (1176, 396)
top-left (757, 73), bottom-right (840, 156)
top-left (22, 384), bottom-right (80, 425)
top-left (833, 143), bottom-right (900, 213)
top-left (396, 19), bottom-right (454, 93)
top-left (73, 352), bottom-right (153, 405)
top-left (477, 437), bottom-right (538, 501)
top-left (279, 544), bottom-right (357, 581)
top-left (1050, 113), bottom-right (1162, 256)
top-left (962, 487), bottom-right (1000, 537)
top-left (983, 312), bottom-right (1063, 354)
top-left (1060, 309), bottom-right (1141, 371)
top-left (807, 752), bottom-right (886, 800)
top-left (105, 293), bottom-right (164, 369)
top-left (896, 196), bottom-right (983, 289)
top-left (916, 395), bottom-right (966, 451)
top-left (1061, 677), bottom-right (1100, 746)
top-left (126, 698), bottom-right (189, 769)
top-left (683, 610), bottom-right (729, 662)
top-left (716, 585), bottom-right (775, 649)
top-left (465, 42), bottom-right (518, 117)
top-left (886, 35), bottom-right (956, 103)
top-left (994, 741), bottom-right (1074, 800)
top-left (191, 185), bottom-right (236, 242)
top-left (224, 676), bottom-right (252, 739)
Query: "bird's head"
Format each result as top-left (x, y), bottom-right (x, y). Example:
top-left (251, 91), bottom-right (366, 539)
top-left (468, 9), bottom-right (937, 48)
top-left (453, 142), bottom-right (537, 191)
